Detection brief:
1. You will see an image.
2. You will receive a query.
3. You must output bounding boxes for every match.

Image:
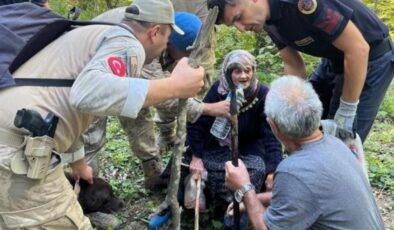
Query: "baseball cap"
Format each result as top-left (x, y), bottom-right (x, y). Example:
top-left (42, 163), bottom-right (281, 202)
top-left (169, 12), bottom-right (202, 52)
top-left (124, 0), bottom-right (184, 35)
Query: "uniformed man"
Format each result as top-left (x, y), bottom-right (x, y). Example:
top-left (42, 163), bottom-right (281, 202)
top-left (0, 0), bottom-right (204, 229)
top-left (155, 0), bottom-right (218, 151)
top-left (85, 10), bottom-right (229, 190)
top-left (208, 0), bottom-right (394, 142)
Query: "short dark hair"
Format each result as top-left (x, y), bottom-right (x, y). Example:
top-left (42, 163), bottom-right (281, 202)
top-left (207, 0), bottom-right (239, 24)
top-left (122, 19), bottom-right (168, 35)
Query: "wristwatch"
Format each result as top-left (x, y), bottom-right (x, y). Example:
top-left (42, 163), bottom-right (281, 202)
top-left (234, 183), bottom-right (255, 203)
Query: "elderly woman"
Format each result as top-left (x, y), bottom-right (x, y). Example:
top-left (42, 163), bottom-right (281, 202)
top-left (185, 50), bottom-right (283, 205)
top-left (152, 50), bottom-right (283, 229)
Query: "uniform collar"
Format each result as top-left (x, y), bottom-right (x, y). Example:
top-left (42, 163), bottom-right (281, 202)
top-left (266, 0), bottom-right (282, 24)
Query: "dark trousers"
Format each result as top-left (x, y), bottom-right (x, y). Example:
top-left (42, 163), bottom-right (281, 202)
top-left (309, 48), bottom-right (394, 142)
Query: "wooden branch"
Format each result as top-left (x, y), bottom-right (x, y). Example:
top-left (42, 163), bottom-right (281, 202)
top-left (194, 176), bottom-right (201, 230)
top-left (167, 6), bottom-right (218, 230)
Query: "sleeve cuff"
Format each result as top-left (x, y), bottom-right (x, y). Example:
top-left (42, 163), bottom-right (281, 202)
top-left (187, 98), bottom-right (204, 123)
top-left (62, 145), bottom-right (85, 164)
top-left (121, 78), bottom-right (149, 118)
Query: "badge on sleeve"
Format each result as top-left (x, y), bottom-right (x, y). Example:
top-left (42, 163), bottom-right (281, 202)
top-left (298, 0), bottom-right (317, 15)
top-left (107, 57), bottom-right (126, 77)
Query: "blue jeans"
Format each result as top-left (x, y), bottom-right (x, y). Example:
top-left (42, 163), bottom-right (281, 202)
top-left (309, 47), bottom-right (394, 142)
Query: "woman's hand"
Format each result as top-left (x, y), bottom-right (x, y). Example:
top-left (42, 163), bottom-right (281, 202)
top-left (190, 154), bottom-right (204, 179)
top-left (226, 201), bottom-right (246, 216)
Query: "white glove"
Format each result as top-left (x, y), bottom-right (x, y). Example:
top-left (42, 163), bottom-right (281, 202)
top-left (334, 98), bottom-right (358, 137)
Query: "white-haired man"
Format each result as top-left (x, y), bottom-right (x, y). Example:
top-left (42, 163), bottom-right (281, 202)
top-left (225, 76), bottom-right (384, 229)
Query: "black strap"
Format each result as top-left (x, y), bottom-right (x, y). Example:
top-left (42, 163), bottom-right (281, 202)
top-left (14, 78), bottom-right (75, 87)
top-left (10, 21), bottom-right (135, 88)
top-left (69, 20), bottom-right (137, 37)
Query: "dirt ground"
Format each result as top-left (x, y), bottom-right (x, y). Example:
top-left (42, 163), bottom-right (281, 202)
top-left (374, 188), bottom-right (394, 229)
top-left (112, 187), bottom-right (394, 229)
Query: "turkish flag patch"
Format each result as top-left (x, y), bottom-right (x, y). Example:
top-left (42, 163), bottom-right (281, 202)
top-left (108, 57), bottom-right (126, 77)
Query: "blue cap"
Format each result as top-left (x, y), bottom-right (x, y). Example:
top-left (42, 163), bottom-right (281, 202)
top-left (169, 12), bottom-right (202, 52)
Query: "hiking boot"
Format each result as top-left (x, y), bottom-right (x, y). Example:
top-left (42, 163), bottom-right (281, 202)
top-left (156, 120), bottom-right (177, 153)
top-left (86, 212), bottom-right (121, 230)
top-left (142, 157), bottom-right (167, 190)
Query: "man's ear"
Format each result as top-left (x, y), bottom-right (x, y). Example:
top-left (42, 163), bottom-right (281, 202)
top-left (266, 117), bottom-right (278, 134)
top-left (147, 25), bottom-right (161, 43)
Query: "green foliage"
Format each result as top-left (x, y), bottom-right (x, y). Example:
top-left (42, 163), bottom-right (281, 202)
top-left (302, 54), bottom-right (319, 76)
top-left (254, 32), bottom-right (283, 80)
top-left (379, 84), bottom-right (394, 119)
top-left (368, 154), bottom-right (394, 192)
top-left (364, 121), bottom-right (394, 194)
top-left (50, 0), bottom-right (132, 19)
top-left (211, 220), bottom-right (224, 229)
top-left (215, 26), bottom-right (256, 65)
top-left (101, 117), bottom-right (148, 201)
top-left (363, 0), bottom-right (394, 39)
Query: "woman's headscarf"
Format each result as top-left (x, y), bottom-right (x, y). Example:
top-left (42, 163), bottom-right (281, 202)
top-left (217, 50), bottom-right (258, 99)
top-left (212, 50), bottom-right (259, 147)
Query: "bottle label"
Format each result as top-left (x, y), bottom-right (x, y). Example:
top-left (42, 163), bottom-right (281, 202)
top-left (210, 117), bottom-right (231, 140)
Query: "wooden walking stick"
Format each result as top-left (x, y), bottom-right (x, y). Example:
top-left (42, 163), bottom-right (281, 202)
top-left (225, 63), bottom-right (244, 230)
top-left (167, 7), bottom-right (218, 230)
top-left (194, 175), bottom-right (201, 230)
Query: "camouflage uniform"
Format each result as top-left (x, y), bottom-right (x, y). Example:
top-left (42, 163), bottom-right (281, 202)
top-left (146, 59), bottom-right (204, 151)
top-left (82, 117), bottom-right (107, 177)
top-left (154, 0), bottom-right (217, 148)
top-left (84, 8), bottom-right (204, 188)
top-left (0, 23), bottom-right (147, 229)
top-left (171, 0), bottom-right (216, 95)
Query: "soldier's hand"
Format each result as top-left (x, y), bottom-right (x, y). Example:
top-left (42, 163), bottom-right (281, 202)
top-left (170, 57), bottom-right (204, 98)
top-left (225, 159), bottom-right (251, 191)
top-left (70, 159), bottom-right (94, 184)
top-left (203, 100), bottom-right (231, 118)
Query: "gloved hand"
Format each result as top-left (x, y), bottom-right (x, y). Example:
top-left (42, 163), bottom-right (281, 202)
top-left (334, 98), bottom-right (358, 138)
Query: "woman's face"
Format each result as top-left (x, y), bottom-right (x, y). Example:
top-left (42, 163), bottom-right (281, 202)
top-left (231, 63), bottom-right (254, 88)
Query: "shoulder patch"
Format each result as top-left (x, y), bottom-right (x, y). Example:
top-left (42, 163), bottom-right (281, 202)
top-left (297, 0), bottom-right (317, 14)
top-left (129, 55), bottom-right (139, 77)
top-left (108, 56), bottom-right (126, 77)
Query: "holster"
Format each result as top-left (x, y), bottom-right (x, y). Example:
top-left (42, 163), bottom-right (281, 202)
top-left (24, 135), bottom-right (54, 179)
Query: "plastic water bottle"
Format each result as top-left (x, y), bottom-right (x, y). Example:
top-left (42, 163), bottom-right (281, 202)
top-left (210, 86), bottom-right (244, 140)
top-left (210, 92), bottom-right (232, 140)
top-left (210, 115), bottom-right (231, 140)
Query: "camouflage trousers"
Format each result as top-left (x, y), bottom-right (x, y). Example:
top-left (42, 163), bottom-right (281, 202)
top-left (82, 117), bottom-right (107, 176)
top-left (0, 145), bottom-right (91, 229)
top-left (83, 110), bottom-right (159, 175)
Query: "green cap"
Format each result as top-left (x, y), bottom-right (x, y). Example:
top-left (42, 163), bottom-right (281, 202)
top-left (124, 0), bottom-right (184, 35)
